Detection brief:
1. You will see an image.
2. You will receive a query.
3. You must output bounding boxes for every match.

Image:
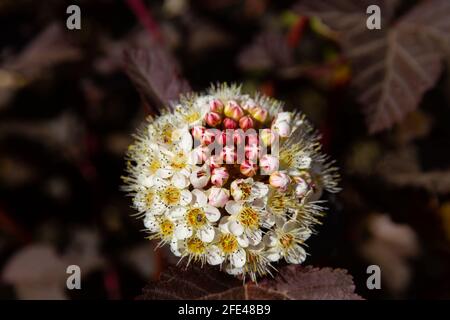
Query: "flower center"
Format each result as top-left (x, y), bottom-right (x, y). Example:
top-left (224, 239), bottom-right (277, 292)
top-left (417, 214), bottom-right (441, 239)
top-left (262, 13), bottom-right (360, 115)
top-left (160, 186), bottom-right (180, 205)
top-left (280, 234), bottom-right (294, 248)
top-left (238, 206), bottom-right (259, 229)
top-left (218, 234), bottom-right (238, 254)
top-left (159, 219), bottom-right (174, 238)
top-left (186, 208), bottom-right (207, 228)
top-left (148, 159), bottom-right (161, 174)
top-left (161, 124), bottom-right (174, 144)
top-left (171, 152), bottom-right (187, 170)
top-left (186, 236), bottom-right (206, 254)
top-left (184, 111), bottom-right (200, 124)
top-left (239, 183), bottom-right (252, 200)
top-left (145, 190), bottom-right (155, 207)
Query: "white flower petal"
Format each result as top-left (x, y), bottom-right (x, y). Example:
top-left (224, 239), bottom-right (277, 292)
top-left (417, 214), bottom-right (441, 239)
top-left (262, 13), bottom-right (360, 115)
top-left (172, 173), bottom-right (189, 189)
top-left (157, 168), bottom-right (173, 178)
top-left (143, 215), bottom-right (158, 232)
top-left (204, 205), bottom-right (221, 222)
top-left (225, 201), bottom-right (241, 215)
top-left (230, 248), bottom-right (246, 268)
top-left (168, 206), bottom-right (186, 219)
top-left (192, 189), bottom-right (208, 206)
top-left (286, 245), bottom-right (307, 264)
top-left (174, 224), bottom-right (192, 240)
top-left (237, 234), bottom-right (249, 248)
top-left (207, 246), bottom-right (225, 265)
top-left (199, 225), bottom-right (215, 243)
top-left (179, 190), bottom-right (193, 205)
top-left (229, 220), bottom-right (244, 236)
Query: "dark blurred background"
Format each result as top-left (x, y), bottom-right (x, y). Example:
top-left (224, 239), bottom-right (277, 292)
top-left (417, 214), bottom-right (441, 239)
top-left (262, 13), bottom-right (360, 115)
top-left (1, 0), bottom-right (450, 299)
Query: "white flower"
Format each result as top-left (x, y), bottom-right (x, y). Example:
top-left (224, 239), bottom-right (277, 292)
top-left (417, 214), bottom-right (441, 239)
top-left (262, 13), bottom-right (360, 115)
top-left (269, 171), bottom-right (290, 191)
top-left (222, 200), bottom-right (269, 246)
top-left (230, 178), bottom-right (268, 202)
top-left (159, 145), bottom-right (196, 189)
top-left (208, 231), bottom-right (247, 269)
top-left (143, 213), bottom-right (177, 245)
top-left (263, 217), bottom-right (311, 264)
top-left (150, 178), bottom-right (192, 214)
top-left (169, 189), bottom-right (220, 243)
top-left (272, 120), bottom-right (291, 138)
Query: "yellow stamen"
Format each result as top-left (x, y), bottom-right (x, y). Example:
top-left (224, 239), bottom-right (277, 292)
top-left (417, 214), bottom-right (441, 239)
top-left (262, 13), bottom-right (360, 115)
top-left (186, 236), bottom-right (206, 254)
top-left (239, 206), bottom-right (259, 229)
top-left (160, 186), bottom-right (180, 205)
top-left (218, 233), bottom-right (238, 254)
top-left (186, 208), bottom-right (207, 228)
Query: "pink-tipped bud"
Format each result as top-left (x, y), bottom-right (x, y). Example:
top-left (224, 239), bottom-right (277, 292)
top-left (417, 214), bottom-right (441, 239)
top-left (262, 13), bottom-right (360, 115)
top-left (221, 146), bottom-right (236, 164)
top-left (259, 155), bottom-right (279, 175)
top-left (239, 116), bottom-right (254, 131)
top-left (240, 160), bottom-right (258, 177)
top-left (269, 171), bottom-right (290, 191)
top-left (207, 154), bottom-right (223, 169)
top-left (191, 146), bottom-right (208, 164)
top-left (208, 187), bottom-right (229, 208)
top-left (293, 177), bottom-right (309, 198)
top-left (205, 112), bottom-right (222, 127)
top-left (209, 99), bottom-right (224, 113)
top-left (223, 118), bottom-right (238, 130)
top-left (224, 100), bottom-right (244, 121)
top-left (249, 106), bottom-right (268, 123)
top-left (272, 121), bottom-right (291, 138)
top-left (245, 144), bottom-right (259, 161)
top-left (201, 129), bottom-right (216, 145)
top-left (211, 167), bottom-right (229, 187)
top-left (192, 126), bottom-right (205, 141)
top-left (260, 128), bottom-right (275, 146)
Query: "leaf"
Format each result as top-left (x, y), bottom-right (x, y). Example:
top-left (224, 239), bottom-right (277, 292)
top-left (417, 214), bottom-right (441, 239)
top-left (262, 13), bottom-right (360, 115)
top-left (123, 45), bottom-right (191, 113)
top-left (296, 0), bottom-right (450, 133)
top-left (376, 145), bottom-right (450, 194)
top-left (0, 23), bottom-right (81, 108)
top-left (139, 264), bottom-right (362, 300)
top-left (237, 30), bottom-right (294, 72)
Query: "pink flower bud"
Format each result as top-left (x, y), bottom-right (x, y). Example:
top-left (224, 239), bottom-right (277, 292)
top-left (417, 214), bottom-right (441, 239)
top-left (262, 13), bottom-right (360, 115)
top-left (201, 129), bottom-right (216, 145)
top-left (240, 160), bottom-right (257, 177)
top-left (245, 144), bottom-right (259, 161)
top-left (269, 171), bottom-right (290, 191)
top-left (191, 146), bottom-right (208, 164)
top-left (205, 112), bottom-right (222, 127)
top-left (208, 187), bottom-right (229, 207)
top-left (259, 155), bottom-right (279, 174)
top-left (207, 154), bottom-right (223, 169)
top-left (209, 99), bottom-right (224, 113)
top-left (249, 106), bottom-right (268, 123)
top-left (221, 146), bottom-right (236, 164)
top-left (191, 126), bottom-right (205, 141)
top-left (294, 177), bottom-right (309, 198)
top-left (239, 116), bottom-right (254, 131)
top-left (224, 100), bottom-right (244, 121)
top-left (190, 166), bottom-right (210, 189)
top-left (271, 121), bottom-right (291, 138)
top-left (260, 128), bottom-right (275, 146)
top-left (223, 118), bottom-right (238, 129)
top-left (211, 167), bottom-right (229, 187)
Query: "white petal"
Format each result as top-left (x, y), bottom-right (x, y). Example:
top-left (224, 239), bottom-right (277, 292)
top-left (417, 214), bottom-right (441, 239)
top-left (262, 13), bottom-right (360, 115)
top-left (247, 229), bottom-right (262, 246)
top-left (266, 249), bottom-right (281, 262)
top-left (174, 224), bottom-right (192, 240)
top-left (179, 190), bottom-right (193, 205)
top-left (143, 215), bottom-right (158, 232)
top-left (157, 168), bottom-right (173, 178)
top-left (170, 239), bottom-right (183, 257)
top-left (168, 206), bottom-right (186, 219)
top-left (263, 232), bottom-right (278, 247)
top-left (224, 201), bottom-right (241, 215)
top-left (172, 173), bottom-right (189, 189)
top-left (204, 205), bottom-right (221, 222)
top-left (286, 245), bottom-right (307, 264)
top-left (199, 225), bottom-right (215, 243)
top-left (218, 217), bottom-right (230, 233)
top-left (179, 130), bottom-right (193, 151)
top-left (229, 220), bottom-right (244, 236)
top-left (207, 246), bottom-right (225, 265)
top-left (230, 248), bottom-right (246, 268)
top-left (192, 189), bottom-right (208, 206)
top-left (237, 234), bottom-right (249, 248)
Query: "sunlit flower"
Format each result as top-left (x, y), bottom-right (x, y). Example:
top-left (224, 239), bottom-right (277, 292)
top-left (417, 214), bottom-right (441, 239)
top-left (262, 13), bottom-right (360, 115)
top-left (123, 83), bottom-right (340, 281)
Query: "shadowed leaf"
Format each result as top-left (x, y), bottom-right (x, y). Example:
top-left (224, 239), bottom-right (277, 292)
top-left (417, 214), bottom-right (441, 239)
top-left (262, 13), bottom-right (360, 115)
top-left (296, 0), bottom-right (450, 133)
top-left (139, 264), bottom-right (362, 300)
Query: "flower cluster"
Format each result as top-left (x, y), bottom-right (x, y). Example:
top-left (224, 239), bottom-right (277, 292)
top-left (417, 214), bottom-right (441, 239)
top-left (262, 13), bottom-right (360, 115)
top-left (123, 84), bottom-right (340, 281)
